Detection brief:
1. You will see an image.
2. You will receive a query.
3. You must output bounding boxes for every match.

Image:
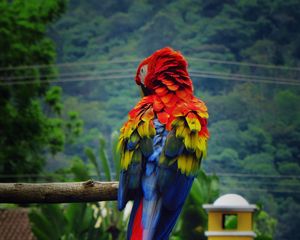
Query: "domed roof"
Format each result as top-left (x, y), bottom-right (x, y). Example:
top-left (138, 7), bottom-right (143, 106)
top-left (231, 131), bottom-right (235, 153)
top-left (214, 194), bottom-right (249, 206)
top-left (203, 193), bottom-right (257, 212)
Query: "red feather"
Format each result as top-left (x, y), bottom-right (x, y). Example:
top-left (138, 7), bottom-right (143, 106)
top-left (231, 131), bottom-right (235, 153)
top-left (131, 201), bottom-right (143, 240)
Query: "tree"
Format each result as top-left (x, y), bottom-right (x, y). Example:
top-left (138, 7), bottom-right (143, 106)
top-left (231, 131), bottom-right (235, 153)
top-left (0, 0), bottom-right (70, 180)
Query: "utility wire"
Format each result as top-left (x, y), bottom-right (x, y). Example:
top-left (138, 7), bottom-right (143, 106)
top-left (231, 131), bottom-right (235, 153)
top-left (189, 73), bottom-right (300, 86)
top-left (0, 59), bottom-right (140, 72)
top-left (190, 70), bottom-right (299, 83)
top-left (0, 74), bottom-right (134, 86)
top-left (0, 57), bottom-right (299, 72)
top-left (207, 172), bottom-right (300, 179)
top-left (1, 71), bottom-right (299, 86)
top-left (222, 187), bottom-right (300, 194)
top-left (1, 68), bottom-right (136, 81)
top-left (218, 180), bottom-right (300, 187)
top-left (188, 57), bottom-right (300, 71)
top-left (2, 68), bottom-right (299, 84)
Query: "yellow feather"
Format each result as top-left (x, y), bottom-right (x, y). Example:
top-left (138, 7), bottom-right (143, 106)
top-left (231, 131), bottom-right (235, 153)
top-left (186, 115), bottom-right (201, 132)
top-left (177, 125), bottom-right (190, 140)
top-left (137, 122), bottom-right (145, 137)
top-left (117, 137), bottom-right (124, 153)
top-left (191, 157), bottom-right (200, 174)
top-left (196, 148), bottom-right (203, 159)
top-left (177, 155), bottom-right (183, 173)
top-left (122, 150), bottom-right (133, 169)
top-left (184, 135), bottom-right (191, 149)
top-left (178, 155), bottom-right (187, 174)
top-left (181, 157), bottom-right (187, 174)
top-left (198, 111), bottom-right (209, 119)
top-left (199, 137), bottom-right (208, 158)
top-left (177, 154), bottom-right (200, 175)
top-left (172, 118), bottom-right (185, 127)
top-left (149, 121), bottom-right (156, 137)
top-left (184, 133), bottom-right (197, 150)
top-left (186, 155), bottom-right (193, 174)
top-left (198, 137), bottom-right (207, 151)
top-left (132, 149), bottom-right (142, 163)
top-left (175, 125), bottom-right (185, 138)
top-left (191, 158), bottom-right (197, 173)
top-left (124, 122), bottom-right (135, 139)
top-left (143, 121), bottom-right (150, 137)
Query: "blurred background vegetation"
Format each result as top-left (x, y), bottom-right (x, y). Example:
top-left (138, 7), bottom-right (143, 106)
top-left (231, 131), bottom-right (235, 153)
top-left (1, 0), bottom-right (300, 239)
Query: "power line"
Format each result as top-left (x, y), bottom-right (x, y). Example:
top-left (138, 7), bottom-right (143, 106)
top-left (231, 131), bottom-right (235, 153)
top-left (219, 180), bottom-right (300, 187)
top-left (189, 69), bottom-right (299, 84)
top-left (221, 187), bottom-right (300, 194)
top-left (0, 74), bottom-right (134, 86)
top-left (190, 74), bottom-right (300, 86)
top-left (0, 56), bottom-right (299, 72)
top-left (1, 71), bottom-right (299, 86)
top-left (1, 68), bottom-right (136, 81)
top-left (0, 59), bottom-right (139, 72)
top-left (188, 57), bottom-right (300, 71)
top-left (207, 172), bottom-right (300, 179)
top-left (2, 68), bottom-right (298, 84)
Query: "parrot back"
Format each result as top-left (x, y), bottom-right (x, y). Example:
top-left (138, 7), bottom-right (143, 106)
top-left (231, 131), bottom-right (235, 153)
top-left (118, 93), bottom-right (209, 240)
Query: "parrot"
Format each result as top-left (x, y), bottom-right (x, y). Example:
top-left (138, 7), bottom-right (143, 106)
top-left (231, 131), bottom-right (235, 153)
top-left (117, 47), bottom-right (209, 240)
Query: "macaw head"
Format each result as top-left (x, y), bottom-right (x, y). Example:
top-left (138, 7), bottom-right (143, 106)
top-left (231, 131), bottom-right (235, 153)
top-left (135, 47), bottom-right (193, 96)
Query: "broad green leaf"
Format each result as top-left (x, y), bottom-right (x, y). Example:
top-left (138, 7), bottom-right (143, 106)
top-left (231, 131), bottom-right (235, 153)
top-left (85, 147), bottom-right (101, 179)
top-left (112, 131), bottom-right (121, 180)
top-left (99, 136), bottom-right (111, 181)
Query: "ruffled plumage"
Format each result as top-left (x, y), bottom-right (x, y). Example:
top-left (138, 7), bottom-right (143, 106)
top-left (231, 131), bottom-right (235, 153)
top-left (118, 47), bottom-right (209, 240)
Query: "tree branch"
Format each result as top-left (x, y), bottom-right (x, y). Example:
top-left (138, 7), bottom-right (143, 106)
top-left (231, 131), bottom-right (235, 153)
top-left (0, 180), bottom-right (118, 204)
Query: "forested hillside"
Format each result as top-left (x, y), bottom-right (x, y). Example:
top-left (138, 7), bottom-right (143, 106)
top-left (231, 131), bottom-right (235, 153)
top-left (49, 0), bottom-right (299, 239)
top-left (45, 0), bottom-right (300, 239)
top-left (0, 0), bottom-right (300, 240)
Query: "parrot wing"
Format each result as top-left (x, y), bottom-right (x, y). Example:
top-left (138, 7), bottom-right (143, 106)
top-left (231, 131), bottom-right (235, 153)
top-left (159, 97), bottom-right (209, 207)
top-left (118, 97), bottom-right (156, 211)
top-left (153, 98), bottom-right (209, 239)
top-left (118, 96), bottom-right (209, 240)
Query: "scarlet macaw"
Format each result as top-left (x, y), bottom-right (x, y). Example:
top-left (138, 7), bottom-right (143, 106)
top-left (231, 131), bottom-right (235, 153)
top-left (118, 47), bottom-right (209, 240)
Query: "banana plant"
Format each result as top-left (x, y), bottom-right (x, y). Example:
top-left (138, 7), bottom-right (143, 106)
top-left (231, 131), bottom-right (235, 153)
top-left (83, 133), bottom-right (127, 240)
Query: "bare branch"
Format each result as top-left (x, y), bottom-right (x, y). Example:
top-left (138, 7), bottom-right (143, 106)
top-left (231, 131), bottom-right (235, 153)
top-left (0, 180), bottom-right (118, 204)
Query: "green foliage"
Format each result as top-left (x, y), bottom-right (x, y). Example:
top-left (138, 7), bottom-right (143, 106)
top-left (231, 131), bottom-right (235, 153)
top-left (275, 198), bottom-right (300, 240)
top-left (30, 135), bottom-right (127, 240)
top-left (30, 203), bottom-right (103, 240)
top-left (0, 0), bottom-right (68, 179)
top-left (223, 214), bottom-right (238, 230)
top-left (254, 206), bottom-right (277, 240)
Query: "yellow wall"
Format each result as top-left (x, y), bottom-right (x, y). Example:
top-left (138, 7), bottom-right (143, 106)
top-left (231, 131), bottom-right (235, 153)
top-left (208, 211), bottom-right (253, 231)
top-left (208, 237), bottom-right (253, 240)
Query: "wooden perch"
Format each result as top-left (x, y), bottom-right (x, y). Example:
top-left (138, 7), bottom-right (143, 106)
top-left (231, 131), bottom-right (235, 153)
top-left (0, 180), bottom-right (118, 204)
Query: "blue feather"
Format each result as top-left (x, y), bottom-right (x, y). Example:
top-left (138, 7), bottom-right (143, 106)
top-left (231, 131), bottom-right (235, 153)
top-left (161, 172), bottom-right (194, 210)
top-left (145, 162), bottom-right (155, 176)
top-left (142, 174), bottom-right (157, 200)
top-left (127, 141), bottom-right (136, 150)
top-left (118, 170), bottom-right (127, 211)
top-left (153, 204), bottom-right (183, 240)
top-left (124, 117), bottom-right (196, 240)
